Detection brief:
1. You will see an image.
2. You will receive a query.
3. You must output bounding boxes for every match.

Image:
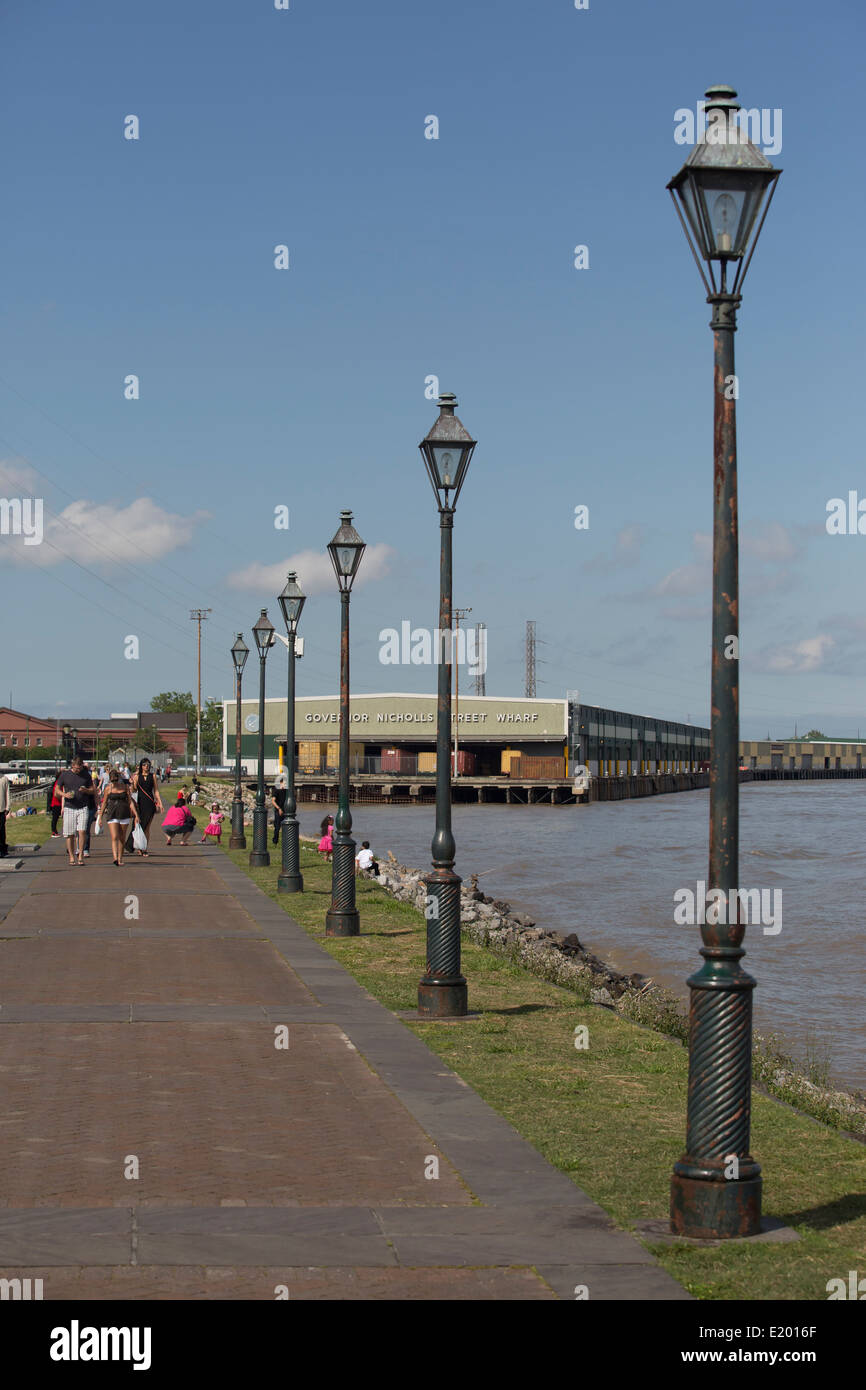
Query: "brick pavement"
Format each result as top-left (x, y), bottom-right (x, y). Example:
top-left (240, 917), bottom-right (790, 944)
top-left (0, 836), bottom-right (690, 1301)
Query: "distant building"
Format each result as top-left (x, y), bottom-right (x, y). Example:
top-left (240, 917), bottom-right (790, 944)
top-left (0, 707), bottom-right (188, 760)
top-left (740, 738), bottom-right (865, 771)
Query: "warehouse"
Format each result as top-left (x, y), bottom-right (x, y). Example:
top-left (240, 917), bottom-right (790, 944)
top-left (221, 692), bottom-right (569, 780)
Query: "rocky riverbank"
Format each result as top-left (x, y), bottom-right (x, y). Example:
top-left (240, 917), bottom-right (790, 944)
top-left (373, 852), bottom-right (866, 1137)
top-left (375, 852), bottom-right (685, 1028)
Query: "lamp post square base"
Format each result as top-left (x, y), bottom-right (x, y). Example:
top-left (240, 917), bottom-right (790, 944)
top-left (326, 909), bottom-right (360, 937)
top-left (249, 851), bottom-right (270, 868)
top-left (229, 834), bottom-right (247, 850)
top-left (277, 872), bottom-right (304, 894)
top-left (670, 1174), bottom-right (762, 1240)
top-left (417, 978), bottom-right (468, 1019)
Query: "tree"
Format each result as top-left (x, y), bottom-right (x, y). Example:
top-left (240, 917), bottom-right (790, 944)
top-left (151, 692), bottom-right (196, 717)
top-left (804, 729), bottom-right (827, 740)
top-left (149, 691), bottom-right (221, 760)
top-left (202, 698), bottom-right (223, 758)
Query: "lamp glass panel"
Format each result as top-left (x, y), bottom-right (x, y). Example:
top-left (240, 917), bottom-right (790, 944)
top-left (431, 444), bottom-right (461, 488)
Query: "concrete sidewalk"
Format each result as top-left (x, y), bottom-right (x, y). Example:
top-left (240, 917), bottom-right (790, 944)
top-left (0, 834), bottom-right (689, 1300)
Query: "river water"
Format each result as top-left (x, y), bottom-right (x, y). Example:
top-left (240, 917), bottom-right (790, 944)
top-left (299, 781), bottom-right (865, 1092)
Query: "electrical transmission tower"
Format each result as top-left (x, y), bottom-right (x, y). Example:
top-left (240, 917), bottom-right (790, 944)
top-left (190, 608), bottom-right (212, 773)
top-left (453, 607), bottom-right (472, 775)
top-left (473, 623), bottom-right (486, 696)
top-left (525, 620), bottom-right (537, 698)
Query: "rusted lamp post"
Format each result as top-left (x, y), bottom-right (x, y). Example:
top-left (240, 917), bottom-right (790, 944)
top-left (325, 511), bottom-right (365, 936)
top-left (667, 85), bottom-right (781, 1238)
top-left (417, 392), bottom-right (476, 1017)
top-left (230, 633), bottom-right (249, 849)
top-left (277, 572), bottom-right (305, 893)
top-left (249, 609), bottom-right (275, 869)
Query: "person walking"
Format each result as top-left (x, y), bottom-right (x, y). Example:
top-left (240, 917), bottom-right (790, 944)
top-left (270, 777), bottom-right (287, 846)
top-left (126, 757), bottom-right (163, 857)
top-left (82, 760), bottom-right (98, 857)
top-left (56, 754), bottom-right (98, 866)
top-left (46, 775), bottom-right (63, 837)
top-left (98, 766), bottom-right (139, 867)
top-left (0, 768), bottom-right (10, 859)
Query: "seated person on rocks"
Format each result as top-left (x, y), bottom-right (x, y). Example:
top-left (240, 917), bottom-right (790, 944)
top-left (355, 841), bottom-right (379, 877)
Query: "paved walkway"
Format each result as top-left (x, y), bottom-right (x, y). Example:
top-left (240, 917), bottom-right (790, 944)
top-left (0, 835), bottom-right (688, 1300)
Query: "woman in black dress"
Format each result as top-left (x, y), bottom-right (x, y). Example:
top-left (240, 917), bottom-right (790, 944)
top-left (99, 767), bottom-right (139, 867)
top-left (126, 758), bottom-right (163, 856)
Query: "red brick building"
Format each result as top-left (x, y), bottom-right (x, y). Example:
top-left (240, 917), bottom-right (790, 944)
top-left (0, 708), bottom-right (188, 760)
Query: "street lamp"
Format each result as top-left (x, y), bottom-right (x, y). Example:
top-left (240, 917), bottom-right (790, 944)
top-left (230, 633), bottom-right (249, 849)
top-left (667, 85), bottom-right (781, 1239)
top-left (418, 392), bottom-right (476, 1017)
top-left (325, 511), bottom-right (365, 936)
top-left (249, 609), bottom-right (275, 868)
top-left (277, 572), bottom-right (306, 893)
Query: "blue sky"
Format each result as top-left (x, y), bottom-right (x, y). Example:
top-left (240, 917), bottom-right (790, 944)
top-left (1, 0), bottom-right (863, 738)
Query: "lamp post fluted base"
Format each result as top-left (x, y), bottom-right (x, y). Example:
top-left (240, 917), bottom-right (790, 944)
top-left (670, 1169), bottom-right (762, 1240)
top-left (249, 806), bottom-right (270, 868)
top-left (229, 796), bottom-right (246, 850)
top-left (277, 816), bottom-right (303, 894)
top-left (325, 908), bottom-right (360, 936)
top-left (418, 869), bottom-right (467, 1018)
top-left (418, 975), bottom-right (468, 1018)
top-left (325, 832), bottom-right (359, 935)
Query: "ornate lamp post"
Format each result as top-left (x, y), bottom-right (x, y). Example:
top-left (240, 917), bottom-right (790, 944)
top-left (277, 572), bottom-right (305, 893)
top-left (249, 609), bottom-right (275, 868)
top-left (325, 511), bottom-right (365, 936)
top-left (417, 392), bottom-right (476, 1017)
top-left (230, 633), bottom-right (249, 849)
top-left (667, 85), bottom-right (781, 1239)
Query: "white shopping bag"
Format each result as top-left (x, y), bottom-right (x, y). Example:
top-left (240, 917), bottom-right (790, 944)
top-left (93, 818), bottom-right (102, 836)
top-left (132, 823), bottom-right (148, 852)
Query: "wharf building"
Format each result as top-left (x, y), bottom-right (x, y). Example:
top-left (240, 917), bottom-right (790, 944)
top-left (222, 693), bottom-right (712, 804)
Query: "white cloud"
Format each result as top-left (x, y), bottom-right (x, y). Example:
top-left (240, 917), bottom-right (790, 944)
top-left (654, 533), bottom-right (711, 596)
top-left (0, 496), bottom-right (208, 567)
top-left (752, 634), bottom-right (835, 674)
top-left (741, 522), bottom-right (798, 565)
top-left (227, 543), bottom-right (394, 595)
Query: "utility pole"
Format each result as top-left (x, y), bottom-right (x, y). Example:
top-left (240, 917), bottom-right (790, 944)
top-left (525, 620), bottom-right (536, 698)
top-left (453, 607), bottom-right (472, 776)
top-left (190, 609), bottom-right (211, 774)
top-left (473, 622), bottom-right (486, 696)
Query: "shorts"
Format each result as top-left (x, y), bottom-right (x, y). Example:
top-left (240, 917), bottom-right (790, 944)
top-left (106, 816), bottom-right (131, 826)
top-left (62, 807), bottom-right (89, 837)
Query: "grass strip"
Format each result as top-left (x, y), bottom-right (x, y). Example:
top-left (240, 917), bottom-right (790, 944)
top-left (210, 834), bottom-right (864, 1299)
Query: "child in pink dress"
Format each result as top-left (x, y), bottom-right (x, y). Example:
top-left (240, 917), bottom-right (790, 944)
top-left (317, 826), bottom-right (333, 861)
top-left (201, 804), bottom-right (224, 844)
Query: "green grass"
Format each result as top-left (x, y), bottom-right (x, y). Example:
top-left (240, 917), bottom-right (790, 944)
top-left (5, 793), bottom-right (56, 849)
top-left (217, 834), bottom-right (866, 1300)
